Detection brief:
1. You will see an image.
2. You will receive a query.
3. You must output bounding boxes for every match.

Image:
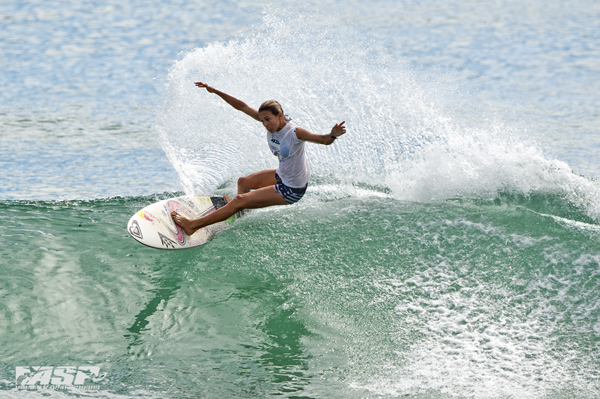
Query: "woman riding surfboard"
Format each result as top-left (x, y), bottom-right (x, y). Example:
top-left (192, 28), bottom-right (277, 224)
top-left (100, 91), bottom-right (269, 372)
top-left (171, 82), bottom-right (346, 235)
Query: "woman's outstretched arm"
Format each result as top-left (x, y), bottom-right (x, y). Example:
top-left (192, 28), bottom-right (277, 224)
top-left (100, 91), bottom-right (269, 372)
top-left (194, 82), bottom-right (260, 121)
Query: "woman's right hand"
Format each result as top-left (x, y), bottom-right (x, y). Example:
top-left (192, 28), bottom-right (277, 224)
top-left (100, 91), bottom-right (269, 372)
top-left (194, 82), bottom-right (216, 93)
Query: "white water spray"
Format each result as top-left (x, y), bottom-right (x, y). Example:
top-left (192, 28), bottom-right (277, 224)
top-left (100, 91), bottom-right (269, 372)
top-left (156, 8), bottom-right (600, 219)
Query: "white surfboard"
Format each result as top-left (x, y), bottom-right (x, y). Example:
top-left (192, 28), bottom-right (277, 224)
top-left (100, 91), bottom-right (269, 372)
top-left (127, 195), bottom-right (236, 250)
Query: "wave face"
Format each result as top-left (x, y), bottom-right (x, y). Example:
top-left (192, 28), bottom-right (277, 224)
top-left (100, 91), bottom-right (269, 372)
top-left (2, 194), bottom-right (600, 398)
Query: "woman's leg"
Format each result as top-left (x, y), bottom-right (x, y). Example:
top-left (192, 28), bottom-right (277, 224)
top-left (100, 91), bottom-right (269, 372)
top-left (237, 169), bottom-right (278, 194)
top-left (172, 170), bottom-right (286, 235)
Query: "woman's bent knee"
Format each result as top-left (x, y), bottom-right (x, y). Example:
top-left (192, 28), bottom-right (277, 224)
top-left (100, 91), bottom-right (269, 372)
top-left (237, 176), bottom-right (248, 194)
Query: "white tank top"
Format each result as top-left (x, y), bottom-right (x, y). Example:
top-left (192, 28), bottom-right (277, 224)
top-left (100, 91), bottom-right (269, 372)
top-left (267, 121), bottom-right (310, 188)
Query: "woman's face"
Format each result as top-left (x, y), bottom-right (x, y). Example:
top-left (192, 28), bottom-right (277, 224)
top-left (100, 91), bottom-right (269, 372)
top-left (258, 110), bottom-right (285, 133)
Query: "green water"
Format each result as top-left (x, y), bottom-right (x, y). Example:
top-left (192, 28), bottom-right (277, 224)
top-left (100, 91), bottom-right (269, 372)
top-left (2, 192), bottom-right (599, 398)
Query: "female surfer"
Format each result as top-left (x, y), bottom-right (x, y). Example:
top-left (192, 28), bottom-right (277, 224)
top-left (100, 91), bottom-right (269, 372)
top-left (171, 82), bottom-right (347, 235)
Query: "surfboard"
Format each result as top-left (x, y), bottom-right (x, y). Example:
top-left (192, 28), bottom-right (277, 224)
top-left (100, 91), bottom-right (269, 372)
top-left (127, 195), bottom-right (235, 250)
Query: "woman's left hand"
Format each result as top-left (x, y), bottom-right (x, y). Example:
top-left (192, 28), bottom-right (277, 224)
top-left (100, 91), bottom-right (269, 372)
top-left (331, 121), bottom-right (347, 138)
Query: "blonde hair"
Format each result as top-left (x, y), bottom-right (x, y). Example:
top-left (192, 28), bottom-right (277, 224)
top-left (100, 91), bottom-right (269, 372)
top-left (259, 100), bottom-right (284, 116)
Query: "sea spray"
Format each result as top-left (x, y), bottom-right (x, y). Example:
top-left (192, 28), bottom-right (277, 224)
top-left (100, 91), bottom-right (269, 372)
top-left (156, 8), bottom-right (600, 221)
top-left (155, 8), bottom-right (427, 192)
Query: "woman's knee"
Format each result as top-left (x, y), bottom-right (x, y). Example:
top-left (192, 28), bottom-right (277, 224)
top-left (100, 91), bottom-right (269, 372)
top-left (237, 176), bottom-right (252, 193)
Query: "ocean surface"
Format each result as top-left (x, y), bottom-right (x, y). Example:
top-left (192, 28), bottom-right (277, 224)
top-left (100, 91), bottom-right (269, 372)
top-left (1, 0), bottom-right (599, 398)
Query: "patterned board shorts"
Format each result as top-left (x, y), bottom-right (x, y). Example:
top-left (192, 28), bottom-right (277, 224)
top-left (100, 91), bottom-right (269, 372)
top-left (273, 173), bottom-right (307, 204)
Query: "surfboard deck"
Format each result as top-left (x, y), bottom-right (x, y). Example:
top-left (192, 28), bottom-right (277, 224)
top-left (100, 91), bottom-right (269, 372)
top-left (127, 195), bottom-right (235, 250)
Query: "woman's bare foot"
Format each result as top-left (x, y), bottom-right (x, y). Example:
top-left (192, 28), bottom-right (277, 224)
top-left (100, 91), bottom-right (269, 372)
top-left (171, 211), bottom-right (199, 236)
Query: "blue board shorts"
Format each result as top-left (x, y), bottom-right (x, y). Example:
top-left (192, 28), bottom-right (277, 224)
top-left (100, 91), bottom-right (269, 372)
top-left (274, 173), bottom-right (307, 204)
